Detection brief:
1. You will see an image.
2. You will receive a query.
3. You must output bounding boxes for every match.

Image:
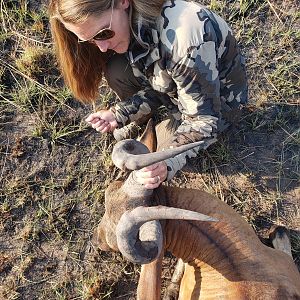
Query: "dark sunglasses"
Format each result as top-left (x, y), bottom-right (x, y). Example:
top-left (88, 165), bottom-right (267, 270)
top-left (78, 0), bottom-right (115, 43)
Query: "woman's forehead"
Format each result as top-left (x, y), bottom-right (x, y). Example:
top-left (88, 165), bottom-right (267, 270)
top-left (63, 12), bottom-right (110, 36)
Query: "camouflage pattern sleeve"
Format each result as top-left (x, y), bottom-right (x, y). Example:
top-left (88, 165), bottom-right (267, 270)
top-left (160, 7), bottom-right (247, 181)
top-left (171, 40), bottom-right (221, 140)
top-left (112, 88), bottom-right (178, 127)
top-left (164, 136), bottom-right (217, 181)
top-left (162, 41), bottom-right (220, 180)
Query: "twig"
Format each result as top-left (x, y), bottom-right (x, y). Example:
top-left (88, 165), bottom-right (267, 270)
top-left (239, 151), bottom-right (255, 161)
top-left (0, 94), bottom-right (23, 109)
top-left (0, 58), bottom-right (75, 112)
top-left (18, 275), bottom-right (57, 288)
top-left (263, 70), bottom-right (280, 95)
top-left (281, 127), bottom-right (300, 145)
top-left (0, 137), bottom-right (9, 184)
top-left (12, 30), bottom-right (53, 46)
top-left (0, 0), bottom-right (8, 33)
top-left (266, 0), bottom-right (284, 24)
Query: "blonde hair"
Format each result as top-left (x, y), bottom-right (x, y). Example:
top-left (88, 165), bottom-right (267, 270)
top-left (49, 0), bottom-right (164, 103)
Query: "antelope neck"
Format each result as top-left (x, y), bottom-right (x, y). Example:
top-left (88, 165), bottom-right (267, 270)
top-left (121, 171), bottom-right (153, 198)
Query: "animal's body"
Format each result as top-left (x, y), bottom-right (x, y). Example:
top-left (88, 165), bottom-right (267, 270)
top-left (100, 182), bottom-right (300, 299)
top-left (161, 187), bottom-right (300, 299)
top-left (94, 120), bottom-right (300, 300)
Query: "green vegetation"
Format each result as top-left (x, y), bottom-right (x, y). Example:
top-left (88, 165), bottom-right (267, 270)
top-left (0, 0), bottom-right (299, 299)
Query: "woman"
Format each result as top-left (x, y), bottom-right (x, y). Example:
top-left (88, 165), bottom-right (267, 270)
top-left (49, 0), bottom-right (248, 188)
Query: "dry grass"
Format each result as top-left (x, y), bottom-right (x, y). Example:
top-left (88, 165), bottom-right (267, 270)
top-left (0, 0), bottom-right (299, 299)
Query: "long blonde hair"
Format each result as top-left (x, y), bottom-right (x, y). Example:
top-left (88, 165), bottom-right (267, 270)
top-left (49, 0), bottom-right (164, 103)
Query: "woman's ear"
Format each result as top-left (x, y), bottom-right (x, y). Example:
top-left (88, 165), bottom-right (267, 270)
top-left (118, 0), bottom-right (130, 9)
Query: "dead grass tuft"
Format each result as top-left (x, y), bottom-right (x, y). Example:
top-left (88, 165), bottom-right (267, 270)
top-left (15, 45), bottom-right (57, 82)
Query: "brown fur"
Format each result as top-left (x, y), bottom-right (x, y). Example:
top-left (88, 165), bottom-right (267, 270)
top-left (93, 121), bottom-right (300, 299)
top-left (94, 183), bottom-right (300, 299)
top-left (162, 187), bottom-right (300, 299)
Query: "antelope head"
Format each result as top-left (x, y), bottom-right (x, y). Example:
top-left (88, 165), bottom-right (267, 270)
top-left (93, 120), bottom-right (217, 264)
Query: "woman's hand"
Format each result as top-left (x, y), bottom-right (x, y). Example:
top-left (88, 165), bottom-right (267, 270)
top-left (135, 161), bottom-right (168, 189)
top-left (85, 110), bottom-right (118, 133)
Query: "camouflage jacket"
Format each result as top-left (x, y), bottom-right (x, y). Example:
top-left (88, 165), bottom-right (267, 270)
top-left (113, 0), bottom-right (248, 180)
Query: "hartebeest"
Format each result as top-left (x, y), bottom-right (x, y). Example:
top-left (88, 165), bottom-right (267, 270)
top-left (93, 120), bottom-right (300, 299)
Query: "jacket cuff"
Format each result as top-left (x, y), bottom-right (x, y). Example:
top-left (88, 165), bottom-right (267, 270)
top-left (109, 106), bottom-right (124, 128)
top-left (164, 147), bottom-right (199, 181)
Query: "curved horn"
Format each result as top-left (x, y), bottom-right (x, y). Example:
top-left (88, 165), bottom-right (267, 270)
top-left (116, 206), bottom-right (217, 264)
top-left (112, 140), bottom-right (204, 170)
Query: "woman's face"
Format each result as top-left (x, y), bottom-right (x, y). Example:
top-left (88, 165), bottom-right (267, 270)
top-left (63, 0), bottom-right (131, 53)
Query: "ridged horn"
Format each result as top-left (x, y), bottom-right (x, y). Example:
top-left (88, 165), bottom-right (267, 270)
top-left (112, 139), bottom-right (204, 170)
top-left (116, 206), bottom-right (217, 264)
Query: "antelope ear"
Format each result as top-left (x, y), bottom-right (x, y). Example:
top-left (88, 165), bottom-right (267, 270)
top-left (139, 119), bottom-right (157, 153)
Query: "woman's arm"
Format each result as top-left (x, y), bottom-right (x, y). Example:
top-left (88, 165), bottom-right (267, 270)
top-left (112, 88), bottom-right (177, 128)
top-left (85, 87), bottom-right (177, 134)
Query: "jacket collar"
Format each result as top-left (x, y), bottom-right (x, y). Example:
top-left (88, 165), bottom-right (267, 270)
top-left (127, 15), bottom-right (161, 69)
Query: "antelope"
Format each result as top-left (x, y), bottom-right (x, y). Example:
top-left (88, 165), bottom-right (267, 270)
top-left (93, 120), bottom-right (300, 299)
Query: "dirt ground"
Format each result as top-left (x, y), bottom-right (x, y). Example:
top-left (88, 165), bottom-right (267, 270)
top-left (0, 0), bottom-right (299, 299)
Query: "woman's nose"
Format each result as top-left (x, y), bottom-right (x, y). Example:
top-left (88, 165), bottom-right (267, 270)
top-left (94, 40), bottom-right (110, 52)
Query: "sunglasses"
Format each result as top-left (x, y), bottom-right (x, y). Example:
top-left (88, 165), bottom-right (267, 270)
top-left (78, 0), bottom-right (115, 43)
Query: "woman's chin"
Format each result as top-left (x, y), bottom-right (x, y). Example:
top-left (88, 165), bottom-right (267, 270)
top-left (113, 48), bottom-right (127, 54)
top-left (112, 42), bottom-right (129, 54)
